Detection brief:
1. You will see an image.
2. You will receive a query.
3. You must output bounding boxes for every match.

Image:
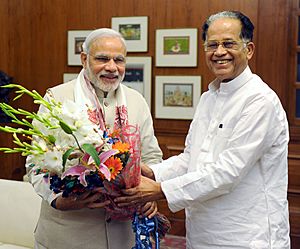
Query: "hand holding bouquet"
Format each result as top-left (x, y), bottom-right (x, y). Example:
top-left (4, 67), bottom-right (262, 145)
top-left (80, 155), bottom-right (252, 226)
top-left (0, 84), bottom-right (140, 215)
top-left (0, 84), bottom-right (170, 249)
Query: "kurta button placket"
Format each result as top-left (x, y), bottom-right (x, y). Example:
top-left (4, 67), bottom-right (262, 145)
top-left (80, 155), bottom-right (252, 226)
top-left (201, 92), bottom-right (225, 152)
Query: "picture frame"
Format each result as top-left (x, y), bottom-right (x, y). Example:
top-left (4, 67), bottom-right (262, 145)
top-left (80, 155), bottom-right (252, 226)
top-left (111, 16), bottom-right (148, 52)
top-left (155, 76), bottom-right (201, 119)
top-left (68, 30), bottom-right (92, 66)
top-left (123, 56), bottom-right (152, 108)
top-left (155, 28), bottom-right (198, 67)
top-left (63, 73), bottom-right (78, 83)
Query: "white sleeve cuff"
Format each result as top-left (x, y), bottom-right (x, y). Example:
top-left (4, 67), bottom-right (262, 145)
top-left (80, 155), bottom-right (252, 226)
top-left (161, 177), bottom-right (187, 213)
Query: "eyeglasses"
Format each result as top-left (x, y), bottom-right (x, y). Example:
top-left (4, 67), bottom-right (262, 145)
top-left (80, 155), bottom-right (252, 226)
top-left (203, 40), bottom-right (247, 52)
top-left (88, 54), bottom-right (126, 66)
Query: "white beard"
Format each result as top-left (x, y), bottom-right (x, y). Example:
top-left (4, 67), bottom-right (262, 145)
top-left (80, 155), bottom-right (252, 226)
top-left (85, 62), bottom-right (124, 92)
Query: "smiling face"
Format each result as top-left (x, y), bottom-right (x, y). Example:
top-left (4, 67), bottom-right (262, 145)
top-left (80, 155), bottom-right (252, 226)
top-left (205, 17), bottom-right (254, 82)
top-left (81, 36), bottom-right (126, 92)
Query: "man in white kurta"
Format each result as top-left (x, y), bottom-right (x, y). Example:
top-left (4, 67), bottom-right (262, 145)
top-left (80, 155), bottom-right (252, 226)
top-left (115, 11), bottom-right (290, 248)
top-left (26, 28), bottom-right (162, 249)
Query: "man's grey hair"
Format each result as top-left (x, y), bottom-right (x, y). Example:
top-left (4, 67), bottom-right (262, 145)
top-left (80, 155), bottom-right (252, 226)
top-left (202, 11), bottom-right (254, 43)
top-left (206, 11), bottom-right (239, 26)
top-left (82, 28), bottom-right (127, 54)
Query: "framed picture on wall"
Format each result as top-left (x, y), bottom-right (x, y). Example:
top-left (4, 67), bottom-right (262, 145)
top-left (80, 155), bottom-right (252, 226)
top-left (155, 28), bottom-right (198, 67)
top-left (68, 30), bottom-right (92, 66)
top-left (63, 73), bottom-right (78, 83)
top-left (155, 75), bottom-right (201, 119)
top-left (111, 16), bottom-right (148, 52)
top-left (123, 56), bottom-right (152, 108)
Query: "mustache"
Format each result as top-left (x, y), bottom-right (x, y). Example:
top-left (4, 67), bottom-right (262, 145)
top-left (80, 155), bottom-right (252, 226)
top-left (98, 71), bottom-right (119, 78)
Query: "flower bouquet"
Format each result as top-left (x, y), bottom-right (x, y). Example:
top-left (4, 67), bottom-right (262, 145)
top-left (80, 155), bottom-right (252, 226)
top-left (0, 84), bottom-right (170, 249)
top-left (0, 84), bottom-right (140, 218)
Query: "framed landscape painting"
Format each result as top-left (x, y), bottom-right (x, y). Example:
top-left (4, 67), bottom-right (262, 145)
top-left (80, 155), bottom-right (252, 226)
top-left (112, 16), bottom-right (148, 52)
top-left (156, 28), bottom-right (198, 67)
top-left (155, 75), bottom-right (201, 119)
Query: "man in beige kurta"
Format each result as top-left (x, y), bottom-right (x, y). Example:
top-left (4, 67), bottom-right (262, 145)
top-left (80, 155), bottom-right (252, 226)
top-left (26, 28), bottom-right (162, 249)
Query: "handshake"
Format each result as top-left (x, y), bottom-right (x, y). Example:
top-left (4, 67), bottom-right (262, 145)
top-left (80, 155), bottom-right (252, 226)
top-left (52, 163), bottom-right (164, 219)
top-left (114, 163), bottom-right (165, 209)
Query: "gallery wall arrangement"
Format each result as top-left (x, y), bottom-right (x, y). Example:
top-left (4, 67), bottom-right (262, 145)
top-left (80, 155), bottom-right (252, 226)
top-left (66, 16), bottom-right (202, 120)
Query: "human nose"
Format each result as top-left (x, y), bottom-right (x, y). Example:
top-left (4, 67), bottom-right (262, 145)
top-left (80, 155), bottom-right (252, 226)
top-left (214, 43), bottom-right (227, 55)
top-left (104, 58), bottom-right (117, 71)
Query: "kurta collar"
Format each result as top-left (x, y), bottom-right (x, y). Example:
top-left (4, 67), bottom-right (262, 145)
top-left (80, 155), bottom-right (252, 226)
top-left (94, 87), bottom-right (117, 100)
top-left (208, 66), bottom-right (253, 94)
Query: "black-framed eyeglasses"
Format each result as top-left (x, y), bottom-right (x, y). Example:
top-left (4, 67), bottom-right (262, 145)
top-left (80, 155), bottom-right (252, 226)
top-left (203, 40), bottom-right (247, 52)
top-left (88, 54), bottom-right (126, 66)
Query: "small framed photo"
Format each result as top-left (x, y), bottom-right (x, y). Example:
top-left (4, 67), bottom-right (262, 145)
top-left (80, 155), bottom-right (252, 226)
top-left (155, 76), bottom-right (201, 119)
top-left (68, 30), bottom-right (92, 66)
top-left (156, 28), bottom-right (198, 67)
top-left (123, 56), bottom-right (152, 108)
top-left (112, 16), bottom-right (148, 52)
top-left (63, 73), bottom-right (78, 83)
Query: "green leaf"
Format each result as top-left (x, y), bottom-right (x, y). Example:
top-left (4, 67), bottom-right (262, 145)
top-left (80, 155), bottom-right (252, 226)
top-left (62, 148), bottom-right (75, 172)
top-left (82, 143), bottom-right (100, 166)
top-left (13, 92), bottom-right (24, 101)
top-left (0, 148), bottom-right (14, 152)
top-left (59, 121), bottom-right (73, 134)
top-left (47, 135), bottom-right (56, 144)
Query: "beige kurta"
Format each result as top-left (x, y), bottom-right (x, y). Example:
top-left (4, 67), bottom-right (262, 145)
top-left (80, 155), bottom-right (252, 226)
top-left (28, 80), bottom-right (162, 249)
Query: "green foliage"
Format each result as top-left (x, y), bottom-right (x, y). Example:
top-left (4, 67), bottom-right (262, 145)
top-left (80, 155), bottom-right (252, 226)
top-left (82, 143), bottom-right (100, 166)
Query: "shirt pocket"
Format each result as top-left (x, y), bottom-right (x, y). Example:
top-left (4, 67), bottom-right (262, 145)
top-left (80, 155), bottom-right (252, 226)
top-left (212, 128), bottom-right (233, 160)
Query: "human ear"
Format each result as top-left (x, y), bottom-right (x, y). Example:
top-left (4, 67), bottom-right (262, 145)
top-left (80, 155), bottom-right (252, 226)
top-left (245, 42), bottom-right (255, 60)
top-left (80, 52), bottom-right (88, 68)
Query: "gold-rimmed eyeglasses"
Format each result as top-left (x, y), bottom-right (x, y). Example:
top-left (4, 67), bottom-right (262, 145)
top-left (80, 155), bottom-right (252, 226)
top-left (203, 40), bottom-right (247, 52)
top-left (88, 54), bottom-right (126, 66)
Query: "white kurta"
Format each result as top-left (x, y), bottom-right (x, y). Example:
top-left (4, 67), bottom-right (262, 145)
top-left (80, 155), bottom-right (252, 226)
top-left (26, 80), bottom-right (162, 249)
top-left (151, 66), bottom-right (290, 249)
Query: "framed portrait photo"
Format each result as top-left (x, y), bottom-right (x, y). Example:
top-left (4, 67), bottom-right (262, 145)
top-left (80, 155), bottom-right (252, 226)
top-left (123, 56), bottom-right (152, 108)
top-left (68, 30), bottom-right (92, 66)
top-left (155, 76), bottom-right (201, 119)
top-left (111, 16), bottom-right (148, 52)
top-left (155, 28), bottom-right (198, 67)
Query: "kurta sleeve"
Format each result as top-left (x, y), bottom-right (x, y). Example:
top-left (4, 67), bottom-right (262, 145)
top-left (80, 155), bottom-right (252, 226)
top-left (160, 95), bottom-right (288, 212)
top-left (150, 114), bottom-right (195, 182)
top-left (25, 91), bottom-right (60, 205)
